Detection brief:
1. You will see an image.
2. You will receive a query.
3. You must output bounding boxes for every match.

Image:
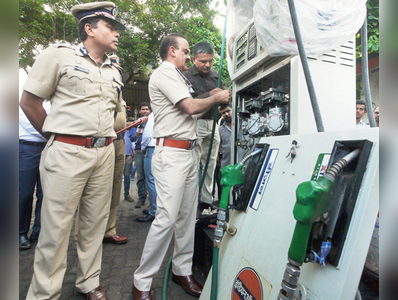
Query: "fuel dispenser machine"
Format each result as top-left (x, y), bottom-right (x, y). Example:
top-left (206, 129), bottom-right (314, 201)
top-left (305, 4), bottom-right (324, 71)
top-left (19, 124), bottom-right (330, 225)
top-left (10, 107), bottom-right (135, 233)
top-left (200, 19), bottom-right (378, 300)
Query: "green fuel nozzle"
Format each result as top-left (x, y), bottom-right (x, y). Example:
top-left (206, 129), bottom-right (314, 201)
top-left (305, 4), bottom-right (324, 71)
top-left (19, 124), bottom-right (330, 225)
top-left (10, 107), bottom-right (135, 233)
top-left (288, 148), bottom-right (360, 263)
top-left (213, 163), bottom-right (245, 248)
top-left (278, 149), bottom-right (360, 300)
top-left (218, 148), bottom-right (262, 210)
top-left (219, 163), bottom-right (245, 210)
top-left (288, 176), bottom-right (334, 262)
top-left (214, 149), bottom-right (262, 249)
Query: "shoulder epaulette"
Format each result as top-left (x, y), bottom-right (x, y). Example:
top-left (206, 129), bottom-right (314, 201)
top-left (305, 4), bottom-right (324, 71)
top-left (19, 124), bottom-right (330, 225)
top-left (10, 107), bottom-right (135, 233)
top-left (111, 62), bottom-right (123, 71)
top-left (49, 43), bottom-right (75, 50)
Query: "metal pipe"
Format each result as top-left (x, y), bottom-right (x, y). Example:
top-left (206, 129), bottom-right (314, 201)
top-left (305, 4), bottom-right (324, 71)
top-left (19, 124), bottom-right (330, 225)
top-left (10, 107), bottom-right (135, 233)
top-left (287, 0), bottom-right (325, 132)
top-left (361, 16), bottom-right (377, 127)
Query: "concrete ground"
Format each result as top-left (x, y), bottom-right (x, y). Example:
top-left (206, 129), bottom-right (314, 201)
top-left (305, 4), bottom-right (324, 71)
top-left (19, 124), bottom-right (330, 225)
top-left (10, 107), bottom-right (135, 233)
top-left (19, 176), bottom-right (204, 300)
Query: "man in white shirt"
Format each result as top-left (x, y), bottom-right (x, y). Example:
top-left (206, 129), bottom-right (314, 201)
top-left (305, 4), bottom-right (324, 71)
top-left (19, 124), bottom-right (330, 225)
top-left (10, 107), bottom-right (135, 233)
top-left (19, 100), bottom-right (50, 250)
top-left (356, 100), bottom-right (370, 128)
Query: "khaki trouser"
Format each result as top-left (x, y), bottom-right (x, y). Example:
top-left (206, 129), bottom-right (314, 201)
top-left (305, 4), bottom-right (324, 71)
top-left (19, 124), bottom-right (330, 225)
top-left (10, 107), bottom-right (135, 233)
top-left (105, 138), bottom-right (125, 237)
top-left (194, 119), bottom-right (220, 204)
top-left (26, 137), bottom-right (114, 300)
top-left (133, 145), bottom-right (199, 291)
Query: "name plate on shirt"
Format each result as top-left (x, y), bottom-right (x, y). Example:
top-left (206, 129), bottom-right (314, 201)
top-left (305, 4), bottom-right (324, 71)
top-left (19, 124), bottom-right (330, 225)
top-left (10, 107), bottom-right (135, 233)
top-left (74, 65), bottom-right (90, 74)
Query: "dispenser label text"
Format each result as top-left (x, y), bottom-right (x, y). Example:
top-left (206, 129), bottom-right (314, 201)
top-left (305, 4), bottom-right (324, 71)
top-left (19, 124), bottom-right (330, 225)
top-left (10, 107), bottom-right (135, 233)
top-left (232, 267), bottom-right (263, 300)
top-left (311, 153), bottom-right (330, 180)
top-left (250, 149), bottom-right (279, 211)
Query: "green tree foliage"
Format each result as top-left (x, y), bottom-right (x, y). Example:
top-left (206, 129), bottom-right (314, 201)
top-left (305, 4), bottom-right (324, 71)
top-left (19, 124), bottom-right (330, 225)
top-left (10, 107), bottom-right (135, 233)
top-left (356, 0), bottom-right (379, 57)
top-left (19, 0), bottom-right (80, 72)
top-left (19, 0), bottom-right (230, 85)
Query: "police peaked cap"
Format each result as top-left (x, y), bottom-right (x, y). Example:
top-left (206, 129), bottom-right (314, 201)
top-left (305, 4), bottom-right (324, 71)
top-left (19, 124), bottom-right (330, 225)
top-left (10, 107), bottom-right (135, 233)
top-left (71, 1), bottom-right (125, 31)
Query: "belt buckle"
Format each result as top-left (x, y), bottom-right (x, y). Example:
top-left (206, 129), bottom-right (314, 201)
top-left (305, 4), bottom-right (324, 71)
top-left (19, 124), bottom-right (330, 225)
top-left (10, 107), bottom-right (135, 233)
top-left (188, 140), bottom-right (196, 150)
top-left (92, 137), bottom-right (106, 148)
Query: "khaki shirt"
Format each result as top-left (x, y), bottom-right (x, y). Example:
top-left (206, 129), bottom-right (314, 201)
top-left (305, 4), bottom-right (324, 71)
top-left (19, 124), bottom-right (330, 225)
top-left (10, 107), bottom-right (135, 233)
top-left (149, 61), bottom-right (197, 141)
top-left (23, 43), bottom-right (123, 137)
top-left (114, 100), bottom-right (127, 131)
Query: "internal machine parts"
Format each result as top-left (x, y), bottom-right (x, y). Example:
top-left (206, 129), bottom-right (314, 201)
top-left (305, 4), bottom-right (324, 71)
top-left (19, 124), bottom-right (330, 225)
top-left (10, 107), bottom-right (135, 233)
top-left (241, 88), bottom-right (289, 137)
top-left (235, 62), bottom-right (291, 159)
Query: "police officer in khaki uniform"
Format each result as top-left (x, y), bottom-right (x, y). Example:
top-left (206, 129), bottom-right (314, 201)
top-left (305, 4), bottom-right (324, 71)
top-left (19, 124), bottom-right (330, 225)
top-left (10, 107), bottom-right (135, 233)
top-left (20, 2), bottom-right (125, 299)
top-left (74, 98), bottom-right (129, 244)
top-left (132, 34), bottom-right (231, 300)
top-left (103, 96), bottom-right (129, 244)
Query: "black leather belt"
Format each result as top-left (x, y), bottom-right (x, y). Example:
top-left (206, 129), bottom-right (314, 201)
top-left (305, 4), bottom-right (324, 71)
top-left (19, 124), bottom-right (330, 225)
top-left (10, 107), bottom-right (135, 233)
top-left (19, 140), bottom-right (47, 147)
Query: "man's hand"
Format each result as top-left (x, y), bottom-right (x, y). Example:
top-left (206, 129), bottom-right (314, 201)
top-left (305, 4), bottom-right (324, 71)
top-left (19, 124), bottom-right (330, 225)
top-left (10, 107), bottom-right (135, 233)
top-left (209, 87), bottom-right (223, 96)
top-left (215, 90), bottom-right (231, 105)
top-left (140, 116), bottom-right (149, 124)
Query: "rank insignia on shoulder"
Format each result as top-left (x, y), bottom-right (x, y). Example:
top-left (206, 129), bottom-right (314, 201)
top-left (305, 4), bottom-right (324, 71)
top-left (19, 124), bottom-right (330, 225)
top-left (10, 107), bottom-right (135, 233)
top-left (80, 46), bottom-right (89, 56)
top-left (112, 77), bottom-right (124, 87)
top-left (74, 65), bottom-right (90, 74)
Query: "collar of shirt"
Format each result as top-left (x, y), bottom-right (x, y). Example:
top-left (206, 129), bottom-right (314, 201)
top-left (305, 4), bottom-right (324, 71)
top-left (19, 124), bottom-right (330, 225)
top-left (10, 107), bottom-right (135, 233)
top-left (162, 61), bottom-right (177, 69)
top-left (75, 43), bottom-right (112, 66)
top-left (356, 119), bottom-right (370, 128)
top-left (221, 122), bottom-right (232, 132)
top-left (191, 65), bottom-right (201, 76)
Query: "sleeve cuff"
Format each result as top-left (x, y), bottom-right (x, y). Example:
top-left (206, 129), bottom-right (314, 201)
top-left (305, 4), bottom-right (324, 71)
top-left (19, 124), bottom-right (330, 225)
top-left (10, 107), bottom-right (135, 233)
top-left (23, 77), bottom-right (55, 99)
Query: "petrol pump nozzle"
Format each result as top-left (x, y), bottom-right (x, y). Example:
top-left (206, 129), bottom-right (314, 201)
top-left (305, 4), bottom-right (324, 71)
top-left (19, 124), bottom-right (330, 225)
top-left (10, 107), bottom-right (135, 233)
top-left (219, 163), bottom-right (245, 210)
top-left (213, 163), bottom-right (245, 248)
top-left (278, 148), bottom-right (360, 300)
top-left (288, 176), bottom-right (335, 263)
top-left (214, 148), bottom-right (263, 247)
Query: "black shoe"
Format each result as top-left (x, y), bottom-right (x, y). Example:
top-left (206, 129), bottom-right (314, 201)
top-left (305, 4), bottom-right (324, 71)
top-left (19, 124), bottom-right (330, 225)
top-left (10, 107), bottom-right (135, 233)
top-left (19, 235), bottom-right (31, 250)
top-left (136, 214), bottom-right (155, 223)
top-left (198, 202), bottom-right (211, 211)
top-left (142, 209), bottom-right (149, 215)
top-left (30, 235), bottom-right (39, 243)
top-left (125, 195), bottom-right (134, 202)
top-left (135, 199), bottom-right (145, 208)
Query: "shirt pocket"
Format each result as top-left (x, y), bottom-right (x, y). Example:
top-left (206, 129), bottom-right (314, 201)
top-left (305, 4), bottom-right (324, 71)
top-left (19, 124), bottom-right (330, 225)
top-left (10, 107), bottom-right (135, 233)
top-left (67, 69), bottom-right (94, 95)
top-left (103, 79), bottom-right (121, 106)
top-left (110, 80), bottom-right (121, 103)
